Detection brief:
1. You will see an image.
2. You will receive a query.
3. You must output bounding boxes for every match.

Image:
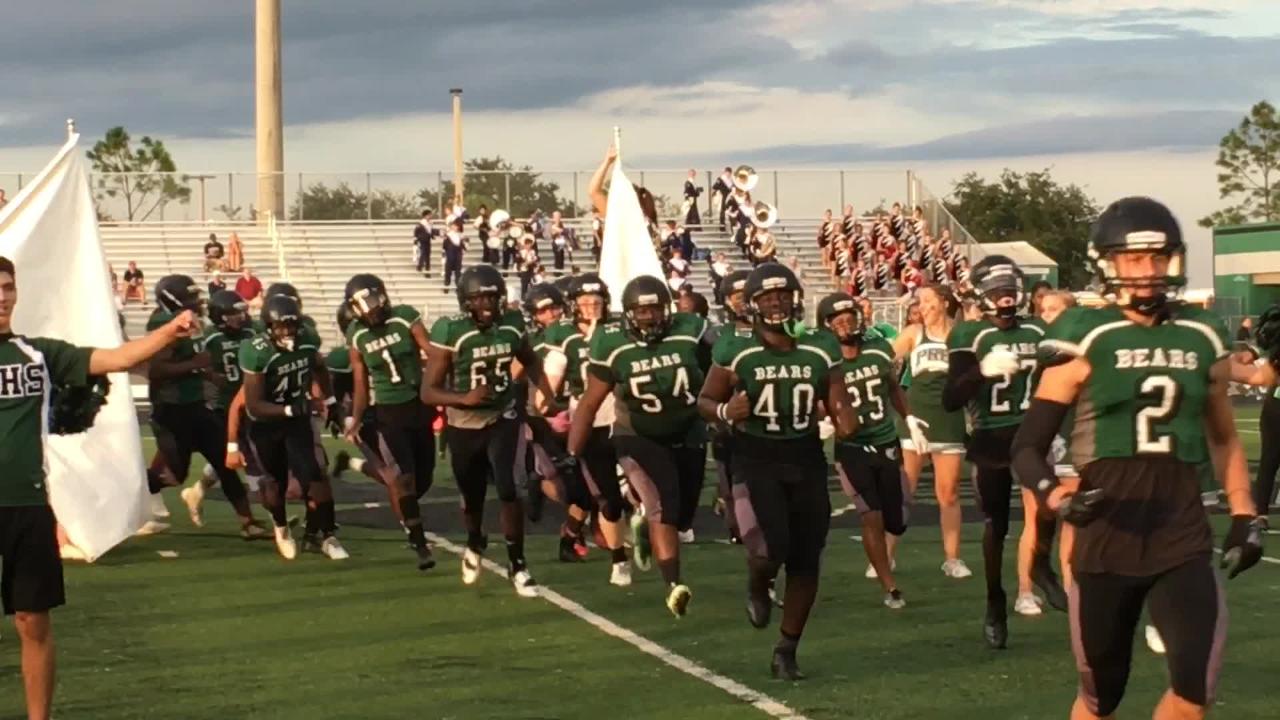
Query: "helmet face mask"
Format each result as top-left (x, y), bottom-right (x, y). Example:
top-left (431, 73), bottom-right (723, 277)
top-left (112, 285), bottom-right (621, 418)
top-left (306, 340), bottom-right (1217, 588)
top-left (569, 275), bottom-right (610, 325)
top-left (1094, 249), bottom-right (1183, 315)
top-left (269, 320), bottom-right (299, 351)
top-left (753, 289), bottom-right (795, 329)
top-left (465, 292), bottom-right (502, 328)
top-left (208, 290), bottom-right (247, 331)
top-left (745, 265), bottom-right (804, 337)
top-left (262, 295), bottom-right (303, 352)
top-left (349, 286), bottom-right (390, 325)
top-left (157, 275), bottom-right (205, 317)
top-left (971, 257), bottom-right (1026, 320)
top-left (818, 293), bottom-right (863, 347)
top-left (621, 276), bottom-right (672, 344)
top-left (456, 266), bottom-right (508, 328)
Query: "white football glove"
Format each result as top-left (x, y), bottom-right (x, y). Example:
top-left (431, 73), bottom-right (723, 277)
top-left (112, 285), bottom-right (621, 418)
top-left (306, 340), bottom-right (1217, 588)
top-left (543, 349), bottom-right (568, 378)
top-left (905, 414), bottom-right (931, 455)
top-left (1050, 435), bottom-right (1068, 464)
top-left (979, 349), bottom-right (1021, 378)
top-left (818, 417), bottom-right (836, 440)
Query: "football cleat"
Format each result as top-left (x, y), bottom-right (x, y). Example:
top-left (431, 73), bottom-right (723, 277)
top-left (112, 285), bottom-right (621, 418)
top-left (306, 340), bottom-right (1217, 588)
top-left (747, 585), bottom-right (772, 629)
top-left (678, 529), bottom-right (695, 544)
top-left (240, 520), bottom-right (270, 540)
top-left (558, 534), bottom-right (585, 563)
top-left (884, 589), bottom-right (906, 610)
top-left (1145, 624), bottom-right (1167, 655)
top-left (461, 548), bottom-right (483, 585)
top-left (135, 519), bottom-right (170, 536)
top-left (180, 485), bottom-right (205, 528)
top-left (274, 526), bottom-right (297, 560)
top-left (1014, 593), bottom-right (1043, 617)
top-left (666, 584), bottom-right (692, 618)
top-left (320, 536), bottom-right (349, 560)
top-left (865, 559), bottom-right (896, 580)
top-left (414, 544), bottom-right (436, 571)
top-left (1030, 558), bottom-right (1068, 612)
top-left (984, 602), bottom-right (1009, 650)
top-left (510, 565), bottom-right (538, 598)
top-left (941, 558), bottom-right (973, 579)
top-left (610, 561), bottom-right (633, 587)
top-left (770, 650), bottom-right (805, 681)
top-left (332, 450), bottom-right (351, 479)
top-left (630, 509), bottom-right (652, 571)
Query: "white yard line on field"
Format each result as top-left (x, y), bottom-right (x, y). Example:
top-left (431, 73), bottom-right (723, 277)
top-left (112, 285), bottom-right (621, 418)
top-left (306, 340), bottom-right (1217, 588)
top-left (425, 532), bottom-right (813, 720)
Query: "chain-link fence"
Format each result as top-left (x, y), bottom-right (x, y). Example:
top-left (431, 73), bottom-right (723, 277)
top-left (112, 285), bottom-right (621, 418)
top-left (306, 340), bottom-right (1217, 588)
top-left (4, 168), bottom-right (933, 225)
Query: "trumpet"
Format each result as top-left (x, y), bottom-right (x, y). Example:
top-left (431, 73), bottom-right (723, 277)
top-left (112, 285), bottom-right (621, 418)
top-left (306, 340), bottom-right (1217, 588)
top-left (732, 164), bottom-right (759, 192)
top-left (750, 200), bottom-right (778, 229)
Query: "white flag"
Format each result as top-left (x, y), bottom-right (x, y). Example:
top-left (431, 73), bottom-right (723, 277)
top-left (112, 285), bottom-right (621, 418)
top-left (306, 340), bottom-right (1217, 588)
top-left (0, 135), bottom-right (148, 561)
top-left (598, 161), bottom-right (665, 311)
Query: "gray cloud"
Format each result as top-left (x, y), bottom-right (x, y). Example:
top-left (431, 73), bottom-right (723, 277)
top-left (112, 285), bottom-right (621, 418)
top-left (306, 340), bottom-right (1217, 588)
top-left (636, 110), bottom-right (1238, 165)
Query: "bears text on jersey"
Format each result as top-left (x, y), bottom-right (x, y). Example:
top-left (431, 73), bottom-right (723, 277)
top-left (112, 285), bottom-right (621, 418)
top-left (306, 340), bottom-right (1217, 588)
top-left (361, 332), bottom-right (405, 354)
top-left (1113, 347), bottom-right (1199, 371)
top-left (630, 352), bottom-right (682, 374)
top-left (754, 364), bottom-right (814, 381)
top-left (471, 342), bottom-right (513, 359)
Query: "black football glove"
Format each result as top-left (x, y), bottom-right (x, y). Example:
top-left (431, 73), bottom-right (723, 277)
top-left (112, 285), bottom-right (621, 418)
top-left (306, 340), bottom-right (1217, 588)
top-left (287, 397), bottom-right (311, 419)
top-left (325, 407), bottom-right (347, 437)
top-left (1220, 515), bottom-right (1265, 579)
top-left (1057, 488), bottom-right (1106, 527)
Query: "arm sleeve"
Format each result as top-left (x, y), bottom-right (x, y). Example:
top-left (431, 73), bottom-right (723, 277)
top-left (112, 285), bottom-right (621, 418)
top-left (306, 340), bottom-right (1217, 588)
top-left (942, 350), bottom-right (982, 412)
top-left (1010, 398), bottom-right (1071, 502)
top-left (239, 340), bottom-right (268, 374)
top-left (34, 338), bottom-right (93, 385)
top-left (428, 317), bottom-right (453, 349)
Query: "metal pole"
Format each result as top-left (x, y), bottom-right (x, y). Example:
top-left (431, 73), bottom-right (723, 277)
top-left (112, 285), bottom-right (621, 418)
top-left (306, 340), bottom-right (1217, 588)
top-left (365, 172), bottom-right (373, 220)
top-left (504, 173), bottom-right (511, 213)
top-left (451, 88), bottom-right (464, 203)
top-left (572, 172), bottom-right (579, 218)
top-left (705, 170), bottom-right (713, 220)
top-left (255, 0), bottom-right (284, 221)
top-left (436, 171), bottom-right (444, 217)
top-left (297, 172), bottom-right (304, 221)
top-left (773, 170), bottom-right (779, 208)
top-left (839, 171), bottom-right (845, 210)
top-left (228, 173), bottom-right (234, 218)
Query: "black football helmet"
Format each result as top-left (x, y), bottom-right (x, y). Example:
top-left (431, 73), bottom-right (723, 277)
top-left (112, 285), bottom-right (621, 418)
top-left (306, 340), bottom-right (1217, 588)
top-left (523, 282), bottom-right (565, 316)
top-left (1255, 304), bottom-right (1280, 361)
top-left (568, 273), bottom-right (611, 324)
top-left (970, 254), bottom-right (1026, 319)
top-left (552, 274), bottom-right (574, 296)
top-left (336, 301), bottom-right (356, 337)
top-left (745, 263), bottom-right (804, 335)
top-left (720, 269), bottom-right (751, 322)
top-left (1088, 196), bottom-right (1186, 315)
top-left (155, 274), bottom-right (204, 315)
top-left (817, 291), bottom-right (864, 346)
top-left (208, 290), bottom-right (249, 331)
top-left (345, 273), bottom-right (391, 326)
top-left (456, 265), bottom-right (507, 329)
top-left (621, 276), bottom-right (672, 344)
top-left (261, 294), bottom-right (303, 351)
top-left (265, 281), bottom-right (300, 302)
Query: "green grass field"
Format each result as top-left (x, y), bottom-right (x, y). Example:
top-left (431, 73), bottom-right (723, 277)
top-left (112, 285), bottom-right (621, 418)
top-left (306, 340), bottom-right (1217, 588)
top-left (3, 405), bottom-right (1277, 720)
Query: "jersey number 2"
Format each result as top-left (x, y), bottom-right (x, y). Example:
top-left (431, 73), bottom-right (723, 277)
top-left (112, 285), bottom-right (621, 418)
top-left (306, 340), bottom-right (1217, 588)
top-left (1136, 375), bottom-right (1179, 454)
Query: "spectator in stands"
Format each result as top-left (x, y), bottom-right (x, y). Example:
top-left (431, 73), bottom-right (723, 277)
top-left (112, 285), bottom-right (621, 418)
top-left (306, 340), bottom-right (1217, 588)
top-left (0, 188), bottom-right (8, 211)
top-left (667, 247), bottom-right (691, 291)
top-left (203, 233), bottom-right (225, 272)
top-left (473, 205), bottom-right (494, 264)
top-left (682, 169), bottom-right (703, 228)
top-left (517, 235), bottom-right (539, 296)
top-left (591, 211), bottom-right (604, 263)
top-left (208, 271), bottom-right (227, 297)
top-left (122, 261), bottom-right (146, 304)
top-left (709, 252), bottom-right (731, 305)
top-left (502, 222), bottom-right (520, 270)
top-left (415, 209), bottom-right (435, 275)
top-left (442, 221), bottom-right (466, 293)
top-left (235, 266), bottom-right (263, 310)
top-left (550, 224), bottom-right (570, 270)
top-left (712, 167), bottom-right (732, 230)
top-left (528, 210), bottom-right (546, 241)
top-left (225, 232), bottom-right (244, 272)
top-left (1237, 317), bottom-right (1253, 342)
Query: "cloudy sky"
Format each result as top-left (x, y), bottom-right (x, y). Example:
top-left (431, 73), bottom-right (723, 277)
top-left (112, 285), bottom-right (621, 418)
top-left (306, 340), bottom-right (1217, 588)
top-left (3, 0), bottom-right (1279, 283)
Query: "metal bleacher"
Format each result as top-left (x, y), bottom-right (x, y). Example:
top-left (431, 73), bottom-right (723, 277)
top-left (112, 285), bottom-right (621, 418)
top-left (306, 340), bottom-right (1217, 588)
top-left (100, 216), bottom-right (901, 348)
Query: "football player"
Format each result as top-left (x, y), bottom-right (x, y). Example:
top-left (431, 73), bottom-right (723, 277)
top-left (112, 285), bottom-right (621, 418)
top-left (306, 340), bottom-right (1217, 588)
top-left (571, 276), bottom-right (714, 611)
top-left (543, 274), bottom-right (631, 578)
top-left (422, 265), bottom-right (555, 598)
top-left (818, 292), bottom-right (909, 610)
top-left (145, 276), bottom-right (258, 534)
top-left (342, 273), bottom-right (438, 571)
top-left (238, 294), bottom-right (345, 561)
top-left (1012, 197), bottom-right (1263, 720)
top-left (698, 263), bottom-right (857, 680)
top-left (942, 255), bottom-right (1063, 649)
top-left (708, 270), bottom-right (751, 543)
top-left (1231, 302), bottom-right (1280, 529)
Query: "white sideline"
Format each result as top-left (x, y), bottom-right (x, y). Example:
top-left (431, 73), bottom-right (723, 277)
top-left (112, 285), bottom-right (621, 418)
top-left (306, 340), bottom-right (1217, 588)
top-left (424, 532), bottom-right (812, 720)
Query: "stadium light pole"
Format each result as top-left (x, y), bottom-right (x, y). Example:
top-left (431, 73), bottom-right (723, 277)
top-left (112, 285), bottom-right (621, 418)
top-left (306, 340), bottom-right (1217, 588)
top-left (187, 174), bottom-right (217, 222)
top-left (451, 88), bottom-right (464, 205)
top-left (256, 0), bottom-right (284, 222)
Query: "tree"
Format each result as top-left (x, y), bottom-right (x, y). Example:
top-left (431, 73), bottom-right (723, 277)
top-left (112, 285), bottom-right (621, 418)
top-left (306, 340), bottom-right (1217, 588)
top-left (289, 182), bottom-right (418, 220)
top-left (86, 127), bottom-right (190, 221)
top-left (944, 169), bottom-right (1100, 289)
top-left (419, 156), bottom-right (581, 218)
top-left (1200, 101), bottom-right (1280, 228)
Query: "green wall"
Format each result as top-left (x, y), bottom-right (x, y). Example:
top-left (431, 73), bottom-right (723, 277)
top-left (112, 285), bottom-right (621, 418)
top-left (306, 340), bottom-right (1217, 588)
top-left (1213, 221), bottom-right (1280, 317)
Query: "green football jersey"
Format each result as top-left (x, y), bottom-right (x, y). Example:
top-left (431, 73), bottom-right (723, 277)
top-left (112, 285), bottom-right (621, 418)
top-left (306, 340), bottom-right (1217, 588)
top-left (713, 327), bottom-right (841, 440)
top-left (589, 313), bottom-right (709, 438)
top-left (147, 309), bottom-right (204, 405)
top-left (324, 346), bottom-right (351, 375)
top-left (836, 336), bottom-right (899, 447)
top-left (1040, 304), bottom-right (1229, 466)
top-left (0, 336), bottom-right (93, 506)
top-left (202, 326), bottom-right (255, 410)
top-left (347, 304), bottom-right (422, 405)
top-left (947, 316), bottom-right (1045, 430)
top-left (544, 319), bottom-right (613, 400)
top-left (238, 326), bottom-right (323, 413)
top-left (429, 309), bottom-right (525, 428)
